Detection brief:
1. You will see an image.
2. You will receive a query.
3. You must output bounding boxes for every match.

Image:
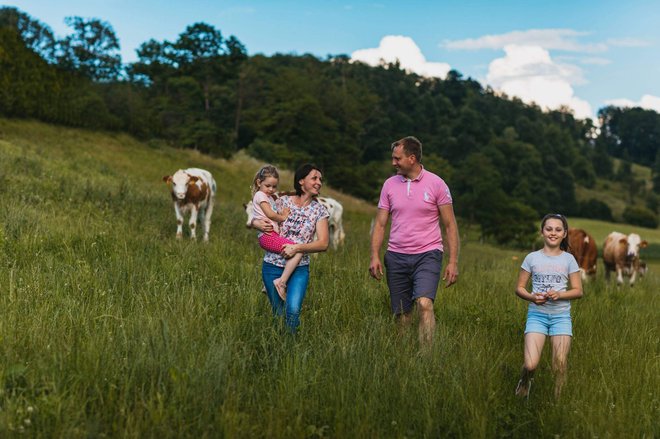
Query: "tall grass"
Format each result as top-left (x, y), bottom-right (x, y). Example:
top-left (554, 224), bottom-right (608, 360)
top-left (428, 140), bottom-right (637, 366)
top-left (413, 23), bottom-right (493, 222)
top-left (0, 119), bottom-right (658, 437)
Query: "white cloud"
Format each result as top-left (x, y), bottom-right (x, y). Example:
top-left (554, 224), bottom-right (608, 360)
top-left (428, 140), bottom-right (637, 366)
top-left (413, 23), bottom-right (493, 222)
top-left (556, 55), bottom-right (613, 66)
top-left (352, 34), bottom-right (598, 119)
top-left (486, 45), bottom-right (593, 119)
top-left (443, 29), bottom-right (607, 53)
top-left (351, 35), bottom-right (451, 78)
top-left (606, 37), bottom-right (650, 47)
top-left (605, 95), bottom-right (660, 113)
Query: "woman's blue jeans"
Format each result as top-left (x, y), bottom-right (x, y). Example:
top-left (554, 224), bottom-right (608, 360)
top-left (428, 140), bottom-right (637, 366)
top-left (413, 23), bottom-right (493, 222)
top-left (262, 262), bottom-right (310, 333)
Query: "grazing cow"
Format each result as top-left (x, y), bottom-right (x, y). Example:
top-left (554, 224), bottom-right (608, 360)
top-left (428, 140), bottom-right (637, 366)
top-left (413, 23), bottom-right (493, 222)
top-left (603, 232), bottom-right (648, 286)
top-left (163, 168), bottom-right (216, 241)
top-left (567, 228), bottom-right (598, 281)
top-left (317, 197), bottom-right (345, 250)
top-left (243, 194), bottom-right (345, 249)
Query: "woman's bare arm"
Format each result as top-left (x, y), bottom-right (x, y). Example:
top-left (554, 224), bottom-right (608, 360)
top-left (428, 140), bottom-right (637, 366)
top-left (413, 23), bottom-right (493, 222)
top-left (280, 218), bottom-right (329, 257)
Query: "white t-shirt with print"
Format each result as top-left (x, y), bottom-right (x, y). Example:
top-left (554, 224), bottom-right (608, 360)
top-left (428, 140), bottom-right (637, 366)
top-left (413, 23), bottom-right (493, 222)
top-left (263, 196), bottom-right (329, 268)
top-left (521, 250), bottom-right (580, 314)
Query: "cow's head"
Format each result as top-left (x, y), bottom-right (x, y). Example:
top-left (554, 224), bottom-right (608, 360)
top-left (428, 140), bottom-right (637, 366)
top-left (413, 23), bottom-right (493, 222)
top-left (243, 201), bottom-right (255, 228)
top-left (163, 170), bottom-right (198, 200)
top-left (624, 233), bottom-right (648, 260)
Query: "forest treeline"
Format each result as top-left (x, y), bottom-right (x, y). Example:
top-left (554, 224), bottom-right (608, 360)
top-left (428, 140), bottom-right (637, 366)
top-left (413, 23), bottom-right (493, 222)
top-left (2, 7), bottom-right (659, 244)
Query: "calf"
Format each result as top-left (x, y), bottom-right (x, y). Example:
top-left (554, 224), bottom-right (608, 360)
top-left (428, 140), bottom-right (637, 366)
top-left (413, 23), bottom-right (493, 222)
top-left (567, 228), bottom-right (597, 281)
top-left (163, 168), bottom-right (216, 241)
top-left (603, 231), bottom-right (648, 286)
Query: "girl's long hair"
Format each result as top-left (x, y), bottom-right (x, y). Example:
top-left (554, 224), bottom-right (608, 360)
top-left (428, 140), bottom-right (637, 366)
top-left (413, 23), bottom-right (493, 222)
top-left (540, 213), bottom-right (570, 251)
top-left (251, 165), bottom-right (279, 197)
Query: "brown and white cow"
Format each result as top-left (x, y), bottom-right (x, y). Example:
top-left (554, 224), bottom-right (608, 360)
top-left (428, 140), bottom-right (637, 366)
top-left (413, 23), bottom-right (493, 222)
top-left (243, 194), bottom-right (345, 249)
top-left (603, 231), bottom-right (648, 286)
top-left (163, 168), bottom-right (216, 241)
top-left (567, 228), bottom-right (598, 281)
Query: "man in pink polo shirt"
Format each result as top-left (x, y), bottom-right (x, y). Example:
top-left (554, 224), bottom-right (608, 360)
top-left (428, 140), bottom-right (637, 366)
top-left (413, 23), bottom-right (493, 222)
top-left (369, 136), bottom-right (460, 346)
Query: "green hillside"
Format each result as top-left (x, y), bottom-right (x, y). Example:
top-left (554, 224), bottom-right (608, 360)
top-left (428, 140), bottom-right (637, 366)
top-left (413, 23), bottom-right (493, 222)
top-left (575, 158), bottom-right (656, 221)
top-left (0, 119), bottom-right (657, 437)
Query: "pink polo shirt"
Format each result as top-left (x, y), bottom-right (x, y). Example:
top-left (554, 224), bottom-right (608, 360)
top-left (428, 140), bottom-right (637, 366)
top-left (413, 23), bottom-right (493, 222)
top-left (378, 167), bottom-right (452, 254)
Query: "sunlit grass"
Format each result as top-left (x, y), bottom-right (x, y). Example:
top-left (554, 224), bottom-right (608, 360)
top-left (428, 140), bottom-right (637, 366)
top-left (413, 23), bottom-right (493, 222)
top-left (0, 119), bottom-right (657, 437)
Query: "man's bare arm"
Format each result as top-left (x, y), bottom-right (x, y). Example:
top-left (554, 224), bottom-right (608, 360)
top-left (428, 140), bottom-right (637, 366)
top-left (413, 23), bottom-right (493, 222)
top-left (369, 209), bottom-right (390, 280)
top-left (439, 203), bottom-right (459, 287)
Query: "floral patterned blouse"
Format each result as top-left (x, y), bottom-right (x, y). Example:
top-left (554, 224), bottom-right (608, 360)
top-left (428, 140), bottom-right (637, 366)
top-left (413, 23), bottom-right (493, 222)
top-left (263, 195), bottom-right (329, 267)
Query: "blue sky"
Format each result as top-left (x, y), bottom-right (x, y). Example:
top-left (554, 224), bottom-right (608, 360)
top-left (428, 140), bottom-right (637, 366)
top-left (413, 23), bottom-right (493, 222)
top-left (9, 0), bottom-right (660, 119)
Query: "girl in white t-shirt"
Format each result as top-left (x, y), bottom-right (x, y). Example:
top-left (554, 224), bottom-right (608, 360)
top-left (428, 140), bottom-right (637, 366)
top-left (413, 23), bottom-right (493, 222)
top-left (251, 165), bottom-right (302, 300)
top-left (514, 213), bottom-right (583, 399)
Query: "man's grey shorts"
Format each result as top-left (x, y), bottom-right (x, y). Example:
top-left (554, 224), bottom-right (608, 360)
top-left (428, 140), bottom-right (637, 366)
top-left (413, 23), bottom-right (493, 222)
top-left (384, 249), bottom-right (443, 315)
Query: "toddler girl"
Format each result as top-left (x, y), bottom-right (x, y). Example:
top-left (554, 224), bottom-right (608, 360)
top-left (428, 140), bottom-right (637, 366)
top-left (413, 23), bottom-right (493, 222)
top-left (251, 165), bottom-right (302, 300)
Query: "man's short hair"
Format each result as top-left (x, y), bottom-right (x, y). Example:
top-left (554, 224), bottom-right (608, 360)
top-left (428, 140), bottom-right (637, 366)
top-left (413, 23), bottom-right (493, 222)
top-left (391, 136), bottom-right (422, 162)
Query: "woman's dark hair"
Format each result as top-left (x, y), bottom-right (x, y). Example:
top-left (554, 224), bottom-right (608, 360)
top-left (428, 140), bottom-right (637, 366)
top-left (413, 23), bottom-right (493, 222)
top-left (540, 213), bottom-right (570, 251)
top-left (294, 163), bottom-right (322, 196)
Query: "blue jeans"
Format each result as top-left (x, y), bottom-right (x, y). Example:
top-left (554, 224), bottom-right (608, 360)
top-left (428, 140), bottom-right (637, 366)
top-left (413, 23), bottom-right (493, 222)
top-left (262, 262), bottom-right (310, 333)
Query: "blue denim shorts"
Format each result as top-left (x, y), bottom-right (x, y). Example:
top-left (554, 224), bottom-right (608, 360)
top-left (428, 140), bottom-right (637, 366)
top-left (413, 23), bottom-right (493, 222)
top-left (525, 309), bottom-right (573, 336)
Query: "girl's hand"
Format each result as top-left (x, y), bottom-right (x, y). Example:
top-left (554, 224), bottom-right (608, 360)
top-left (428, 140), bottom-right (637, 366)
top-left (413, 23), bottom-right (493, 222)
top-left (280, 244), bottom-right (299, 259)
top-left (251, 219), bottom-right (273, 233)
top-left (280, 207), bottom-right (290, 219)
top-left (546, 289), bottom-right (561, 301)
top-left (531, 292), bottom-right (548, 305)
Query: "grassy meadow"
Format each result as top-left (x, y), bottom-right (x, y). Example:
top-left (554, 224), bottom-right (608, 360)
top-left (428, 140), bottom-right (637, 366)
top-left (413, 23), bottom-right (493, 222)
top-left (0, 118), bottom-right (658, 438)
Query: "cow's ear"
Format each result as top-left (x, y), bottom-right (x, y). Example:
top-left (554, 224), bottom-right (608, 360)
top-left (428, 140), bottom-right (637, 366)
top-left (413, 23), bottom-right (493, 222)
top-left (188, 176), bottom-right (199, 184)
top-left (619, 238), bottom-right (627, 244)
top-left (163, 176), bottom-right (172, 184)
top-left (640, 240), bottom-right (648, 248)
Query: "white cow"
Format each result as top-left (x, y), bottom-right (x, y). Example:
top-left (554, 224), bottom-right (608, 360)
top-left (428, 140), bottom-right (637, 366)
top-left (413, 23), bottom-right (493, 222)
top-left (163, 168), bottom-right (216, 241)
top-left (317, 196), bottom-right (345, 250)
top-left (243, 195), bottom-right (345, 249)
top-left (243, 201), bottom-right (256, 228)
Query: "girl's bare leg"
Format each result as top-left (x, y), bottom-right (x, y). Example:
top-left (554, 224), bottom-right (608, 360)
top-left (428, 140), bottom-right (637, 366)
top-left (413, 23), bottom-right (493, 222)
top-left (274, 253), bottom-right (303, 300)
top-left (516, 332), bottom-right (546, 397)
top-left (551, 335), bottom-right (572, 399)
